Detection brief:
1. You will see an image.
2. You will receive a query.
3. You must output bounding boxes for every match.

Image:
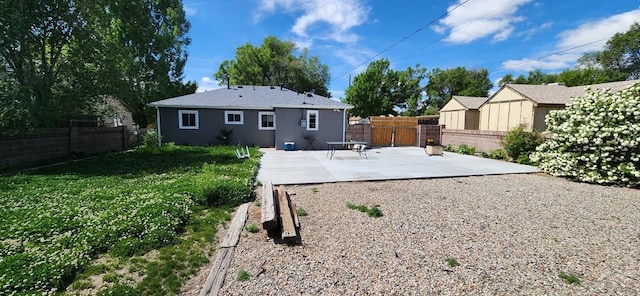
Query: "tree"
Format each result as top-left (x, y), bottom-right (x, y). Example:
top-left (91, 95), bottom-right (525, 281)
top-left (0, 0), bottom-right (103, 129)
top-left (556, 67), bottom-right (627, 87)
top-left (424, 67), bottom-right (492, 108)
top-left (344, 59), bottom-right (395, 117)
top-left (396, 65), bottom-right (427, 116)
top-left (343, 59), bottom-right (426, 117)
top-left (498, 74), bottom-right (514, 87)
top-left (101, 0), bottom-right (195, 127)
top-left (596, 23), bottom-right (640, 79)
top-left (499, 67), bottom-right (626, 88)
top-left (214, 36), bottom-right (330, 97)
top-left (0, 0), bottom-right (195, 130)
top-left (524, 69), bottom-right (557, 85)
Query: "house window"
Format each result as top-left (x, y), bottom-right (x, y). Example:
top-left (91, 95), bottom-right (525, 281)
top-left (178, 110), bottom-right (199, 129)
top-left (258, 111), bottom-right (275, 130)
top-left (225, 111), bottom-right (243, 124)
top-left (307, 110), bottom-right (319, 131)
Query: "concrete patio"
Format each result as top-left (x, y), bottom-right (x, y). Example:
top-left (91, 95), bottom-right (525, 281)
top-left (257, 146), bottom-right (539, 185)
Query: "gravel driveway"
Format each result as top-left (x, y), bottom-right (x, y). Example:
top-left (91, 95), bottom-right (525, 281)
top-left (214, 174), bottom-right (639, 295)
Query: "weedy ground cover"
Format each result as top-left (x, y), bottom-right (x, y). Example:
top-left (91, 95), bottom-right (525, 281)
top-left (0, 144), bottom-right (260, 294)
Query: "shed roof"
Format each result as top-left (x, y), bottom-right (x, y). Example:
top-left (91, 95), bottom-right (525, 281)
top-left (451, 96), bottom-right (489, 110)
top-left (506, 79), bottom-right (640, 105)
top-left (149, 86), bottom-right (353, 110)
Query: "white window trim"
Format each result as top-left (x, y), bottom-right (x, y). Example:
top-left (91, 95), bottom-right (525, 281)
top-left (306, 110), bottom-right (319, 131)
top-left (258, 111), bottom-right (276, 130)
top-left (224, 110), bottom-right (244, 125)
top-left (178, 110), bottom-right (199, 129)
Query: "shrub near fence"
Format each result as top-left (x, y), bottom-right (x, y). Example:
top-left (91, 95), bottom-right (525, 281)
top-left (0, 126), bottom-right (128, 169)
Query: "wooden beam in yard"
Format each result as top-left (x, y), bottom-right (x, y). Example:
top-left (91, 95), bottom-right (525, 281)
top-left (290, 200), bottom-right (300, 229)
top-left (261, 180), bottom-right (277, 230)
top-left (277, 185), bottom-right (297, 243)
top-left (220, 202), bottom-right (249, 248)
top-left (200, 202), bottom-right (250, 296)
top-left (199, 247), bottom-right (234, 296)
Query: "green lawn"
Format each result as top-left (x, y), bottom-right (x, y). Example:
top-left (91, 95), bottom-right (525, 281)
top-left (0, 144), bottom-right (260, 295)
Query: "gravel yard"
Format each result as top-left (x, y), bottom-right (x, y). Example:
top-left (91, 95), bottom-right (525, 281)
top-left (206, 174), bottom-right (638, 295)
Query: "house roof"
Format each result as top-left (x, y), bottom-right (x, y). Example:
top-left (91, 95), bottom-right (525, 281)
top-left (506, 79), bottom-right (640, 105)
top-left (451, 96), bottom-right (489, 110)
top-left (149, 85), bottom-right (353, 110)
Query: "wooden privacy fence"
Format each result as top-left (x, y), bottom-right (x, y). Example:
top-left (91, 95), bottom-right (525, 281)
top-left (370, 116), bottom-right (418, 146)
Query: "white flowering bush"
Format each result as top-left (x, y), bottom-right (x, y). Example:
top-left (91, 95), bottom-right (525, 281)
top-left (530, 82), bottom-right (640, 187)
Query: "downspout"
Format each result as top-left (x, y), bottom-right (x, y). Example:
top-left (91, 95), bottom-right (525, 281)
top-left (155, 106), bottom-right (162, 146)
top-left (342, 108), bottom-right (347, 142)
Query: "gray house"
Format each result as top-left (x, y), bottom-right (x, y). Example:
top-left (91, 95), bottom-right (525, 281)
top-left (149, 85), bottom-right (353, 150)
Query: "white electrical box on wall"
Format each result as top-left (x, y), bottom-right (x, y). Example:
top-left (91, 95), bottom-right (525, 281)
top-left (300, 119), bottom-right (307, 127)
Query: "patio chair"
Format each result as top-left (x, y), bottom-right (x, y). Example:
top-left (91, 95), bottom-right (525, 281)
top-left (352, 144), bottom-right (368, 159)
top-left (235, 146), bottom-right (250, 159)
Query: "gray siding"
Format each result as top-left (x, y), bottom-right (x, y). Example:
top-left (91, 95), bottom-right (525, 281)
top-left (158, 108), bottom-right (274, 147)
top-left (274, 108), bottom-right (346, 150)
top-left (158, 107), bottom-right (346, 149)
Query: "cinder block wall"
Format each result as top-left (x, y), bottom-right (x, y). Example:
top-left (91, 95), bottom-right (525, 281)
top-left (347, 124), bottom-right (371, 144)
top-left (0, 127), bottom-right (128, 169)
top-left (441, 129), bottom-right (505, 151)
top-left (417, 125), bottom-right (443, 147)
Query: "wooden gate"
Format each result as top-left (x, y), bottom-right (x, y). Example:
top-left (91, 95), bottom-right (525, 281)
top-left (370, 116), bottom-right (417, 146)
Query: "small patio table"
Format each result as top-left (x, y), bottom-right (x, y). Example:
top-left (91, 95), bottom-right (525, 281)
top-left (326, 141), bottom-right (368, 160)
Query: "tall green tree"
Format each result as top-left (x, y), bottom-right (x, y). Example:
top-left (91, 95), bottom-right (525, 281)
top-left (500, 67), bottom-right (626, 88)
top-left (498, 74), bottom-right (515, 87)
top-left (0, 0), bottom-right (195, 130)
top-left (0, 0), bottom-right (104, 129)
top-left (100, 0), bottom-right (195, 127)
top-left (424, 67), bottom-right (492, 108)
top-left (398, 65), bottom-right (428, 116)
top-left (595, 22), bottom-right (640, 79)
top-left (344, 59), bottom-right (426, 117)
top-left (214, 36), bottom-right (330, 97)
top-left (556, 67), bottom-right (627, 86)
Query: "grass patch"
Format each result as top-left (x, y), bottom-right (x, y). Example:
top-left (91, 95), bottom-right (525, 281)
top-left (366, 206), bottom-right (383, 218)
top-left (558, 272), bottom-right (580, 284)
top-left (237, 269), bottom-right (251, 282)
top-left (346, 202), bottom-right (368, 212)
top-left (346, 203), bottom-right (383, 218)
top-left (244, 223), bottom-right (259, 233)
top-left (311, 187), bottom-right (319, 193)
top-left (0, 145), bottom-right (260, 295)
top-left (445, 257), bottom-right (460, 268)
top-left (296, 207), bottom-right (308, 217)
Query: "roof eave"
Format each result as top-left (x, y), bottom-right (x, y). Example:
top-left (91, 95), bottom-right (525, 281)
top-left (272, 104), bottom-right (353, 109)
top-left (148, 103), bottom-right (353, 110)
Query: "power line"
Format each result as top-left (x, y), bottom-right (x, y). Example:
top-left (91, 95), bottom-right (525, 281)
top-left (389, 0), bottom-right (520, 65)
top-left (490, 37), bottom-right (610, 74)
top-left (332, 0), bottom-right (472, 82)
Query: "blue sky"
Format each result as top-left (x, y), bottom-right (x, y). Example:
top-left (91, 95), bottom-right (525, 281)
top-left (182, 0), bottom-right (640, 98)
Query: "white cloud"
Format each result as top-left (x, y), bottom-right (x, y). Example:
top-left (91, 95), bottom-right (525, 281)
top-left (556, 9), bottom-right (640, 52)
top-left (502, 57), bottom-right (573, 72)
top-left (435, 0), bottom-right (532, 44)
top-left (183, 1), bottom-right (203, 16)
top-left (517, 21), bottom-right (553, 40)
top-left (255, 0), bottom-right (370, 44)
top-left (196, 77), bottom-right (222, 93)
top-left (293, 38), bottom-right (313, 50)
top-left (332, 46), bottom-right (377, 74)
top-left (502, 8), bottom-right (640, 72)
top-left (330, 89), bottom-right (345, 99)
